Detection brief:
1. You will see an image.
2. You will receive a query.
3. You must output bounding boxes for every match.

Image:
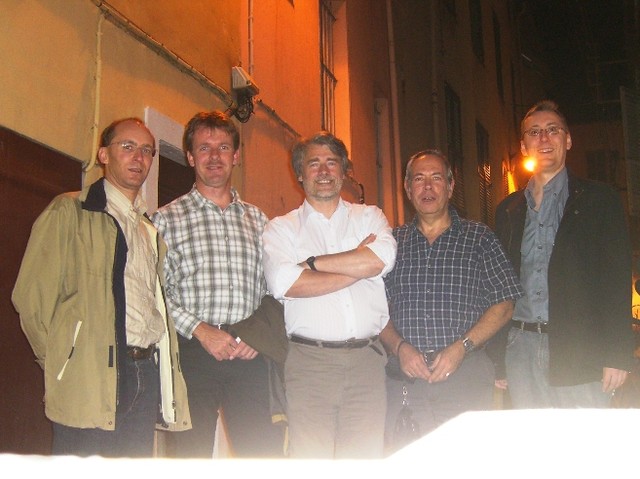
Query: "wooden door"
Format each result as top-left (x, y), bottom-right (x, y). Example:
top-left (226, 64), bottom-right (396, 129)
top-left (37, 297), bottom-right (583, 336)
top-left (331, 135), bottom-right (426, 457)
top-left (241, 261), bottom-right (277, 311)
top-left (0, 126), bottom-right (82, 454)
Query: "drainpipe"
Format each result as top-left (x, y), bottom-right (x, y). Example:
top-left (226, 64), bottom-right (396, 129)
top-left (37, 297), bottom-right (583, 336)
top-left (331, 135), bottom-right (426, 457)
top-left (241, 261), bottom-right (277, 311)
top-left (430, 0), bottom-right (440, 146)
top-left (386, 0), bottom-right (404, 226)
top-left (248, 0), bottom-right (255, 75)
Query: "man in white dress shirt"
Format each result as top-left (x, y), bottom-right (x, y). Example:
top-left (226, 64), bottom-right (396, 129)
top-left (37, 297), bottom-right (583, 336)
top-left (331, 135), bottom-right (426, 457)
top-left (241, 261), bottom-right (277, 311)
top-left (262, 131), bottom-right (396, 458)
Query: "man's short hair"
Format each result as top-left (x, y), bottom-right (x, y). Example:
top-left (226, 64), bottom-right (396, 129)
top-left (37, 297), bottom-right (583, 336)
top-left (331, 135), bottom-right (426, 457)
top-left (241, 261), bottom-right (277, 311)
top-left (520, 100), bottom-right (569, 136)
top-left (404, 149), bottom-right (454, 185)
top-left (183, 110), bottom-right (240, 154)
top-left (291, 131), bottom-right (350, 178)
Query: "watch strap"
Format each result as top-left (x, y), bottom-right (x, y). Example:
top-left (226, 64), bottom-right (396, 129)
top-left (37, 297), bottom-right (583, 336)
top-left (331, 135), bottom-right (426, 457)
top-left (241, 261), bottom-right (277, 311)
top-left (306, 256), bottom-right (317, 271)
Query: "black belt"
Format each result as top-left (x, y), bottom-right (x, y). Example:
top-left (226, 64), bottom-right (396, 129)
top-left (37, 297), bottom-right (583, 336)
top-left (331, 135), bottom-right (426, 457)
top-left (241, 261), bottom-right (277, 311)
top-left (511, 320), bottom-right (548, 334)
top-left (290, 334), bottom-right (379, 349)
top-left (127, 345), bottom-right (156, 360)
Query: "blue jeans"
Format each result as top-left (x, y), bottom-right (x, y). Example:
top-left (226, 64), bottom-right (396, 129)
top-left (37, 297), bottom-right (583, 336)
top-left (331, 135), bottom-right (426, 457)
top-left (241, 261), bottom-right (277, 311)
top-left (506, 328), bottom-right (612, 408)
top-left (52, 354), bottom-right (159, 457)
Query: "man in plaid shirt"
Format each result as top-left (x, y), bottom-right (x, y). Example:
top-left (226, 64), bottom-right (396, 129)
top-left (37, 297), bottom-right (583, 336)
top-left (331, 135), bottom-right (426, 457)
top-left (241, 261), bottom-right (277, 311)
top-left (152, 111), bottom-right (282, 458)
top-left (380, 149), bottom-right (522, 453)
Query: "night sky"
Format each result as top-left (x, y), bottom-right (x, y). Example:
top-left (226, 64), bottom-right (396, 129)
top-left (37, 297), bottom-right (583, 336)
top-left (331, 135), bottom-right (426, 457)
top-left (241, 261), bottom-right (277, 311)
top-left (519, 0), bottom-right (636, 124)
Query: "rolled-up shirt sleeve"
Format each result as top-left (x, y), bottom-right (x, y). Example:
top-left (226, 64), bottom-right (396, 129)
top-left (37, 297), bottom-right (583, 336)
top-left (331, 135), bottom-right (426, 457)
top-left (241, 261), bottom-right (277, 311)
top-left (262, 215), bottom-right (304, 300)
top-left (362, 206), bottom-right (396, 278)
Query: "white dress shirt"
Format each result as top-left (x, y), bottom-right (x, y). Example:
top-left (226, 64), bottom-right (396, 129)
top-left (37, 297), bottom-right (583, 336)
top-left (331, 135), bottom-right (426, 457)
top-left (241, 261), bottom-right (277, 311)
top-left (263, 199), bottom-right (396, 341)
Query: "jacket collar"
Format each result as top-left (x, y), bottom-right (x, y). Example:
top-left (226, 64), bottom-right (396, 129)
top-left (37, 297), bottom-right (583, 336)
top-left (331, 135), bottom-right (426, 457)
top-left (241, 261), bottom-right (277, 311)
top-left (506, 168), bottom-right (585, 215)
top-left (80, 177), bottom-right (109, 212)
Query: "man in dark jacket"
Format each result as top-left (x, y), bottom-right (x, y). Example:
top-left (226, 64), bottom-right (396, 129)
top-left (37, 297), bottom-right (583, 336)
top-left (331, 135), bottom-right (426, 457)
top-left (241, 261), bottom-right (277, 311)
top-left (494, 100), bottom-right (634, 408)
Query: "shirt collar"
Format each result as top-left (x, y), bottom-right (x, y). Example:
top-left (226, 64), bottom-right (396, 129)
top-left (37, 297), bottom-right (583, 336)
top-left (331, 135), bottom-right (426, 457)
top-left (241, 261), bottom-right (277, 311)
top-left (189, 186), bottom-right (246, 214)
top-left (104, 179), bottom-right (147, 223)
top-left (409, 205), bottom-right (462, 238)
top-left (301, 198), bottom-right (347, 225)
top-left (525, 167), bottom-right (568, 207)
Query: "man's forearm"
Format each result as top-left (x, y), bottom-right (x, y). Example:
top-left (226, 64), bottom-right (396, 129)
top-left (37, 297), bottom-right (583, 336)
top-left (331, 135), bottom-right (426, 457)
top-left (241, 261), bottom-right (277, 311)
top-left (462, 300), bottom-right (514, 347)
top-left (306, 246), bottom-right (384, 279)
top-left (379, 320), bottom-right (405, 356)
top-left (284, 270), bottom-right (358, 298)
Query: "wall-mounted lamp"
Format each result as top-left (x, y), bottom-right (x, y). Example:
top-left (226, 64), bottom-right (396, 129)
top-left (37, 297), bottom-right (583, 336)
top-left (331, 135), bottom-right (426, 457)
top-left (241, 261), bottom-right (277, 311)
top-left (230, 66), bottom-right (259, 123)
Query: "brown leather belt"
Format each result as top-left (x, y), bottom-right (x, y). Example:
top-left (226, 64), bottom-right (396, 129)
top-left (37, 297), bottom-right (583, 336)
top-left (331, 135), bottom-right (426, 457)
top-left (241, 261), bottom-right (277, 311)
top-left (289, 334), bottom-right (378, 349)
top-left (511, 320), bottom-right (548, 334)
top-left (127, 345), bottom-right (156, 360)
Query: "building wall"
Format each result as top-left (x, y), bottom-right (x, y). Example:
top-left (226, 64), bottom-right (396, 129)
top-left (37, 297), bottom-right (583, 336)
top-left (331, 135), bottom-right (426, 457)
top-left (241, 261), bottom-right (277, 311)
top-left (342, 0), bottom-right (397, 219)
top-left (0, 0), bottom-right (396, 221)
top-left (0, 0), bottom-right (234, 186)
top-left (392, 0), bottom-right (545, 224)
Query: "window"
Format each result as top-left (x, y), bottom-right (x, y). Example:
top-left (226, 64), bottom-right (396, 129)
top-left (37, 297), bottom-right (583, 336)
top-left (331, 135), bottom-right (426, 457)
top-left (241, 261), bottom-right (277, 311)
top-left (469, 0), bottom-right (484, 63)
top-left (493, 10), bottom-right (504, 100)
top-left (476, 122), bottom-right (492, 225)
top-left (445, 83), bottom-right (466, 216)
top-left (320, 0), bottom-right (337, 133)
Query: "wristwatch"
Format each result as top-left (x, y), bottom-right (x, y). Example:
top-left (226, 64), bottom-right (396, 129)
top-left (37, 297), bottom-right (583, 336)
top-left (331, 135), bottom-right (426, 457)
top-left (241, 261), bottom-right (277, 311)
top-left (305, 256), bottom-right (317, 271)
top-left (462, 337), bottom-right (475, 354)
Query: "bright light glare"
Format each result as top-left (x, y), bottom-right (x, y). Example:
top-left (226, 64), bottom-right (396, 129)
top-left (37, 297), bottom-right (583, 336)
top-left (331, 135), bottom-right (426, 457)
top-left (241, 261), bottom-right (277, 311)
top-left (523, 157), bottom-right (536, 172)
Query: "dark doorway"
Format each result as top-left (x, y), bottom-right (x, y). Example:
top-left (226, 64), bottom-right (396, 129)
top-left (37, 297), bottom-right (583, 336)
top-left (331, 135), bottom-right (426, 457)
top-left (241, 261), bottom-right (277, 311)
top-left (158, 154), bottom-right (193, 208)
top-left (0, 125), bottom-right (82, 454)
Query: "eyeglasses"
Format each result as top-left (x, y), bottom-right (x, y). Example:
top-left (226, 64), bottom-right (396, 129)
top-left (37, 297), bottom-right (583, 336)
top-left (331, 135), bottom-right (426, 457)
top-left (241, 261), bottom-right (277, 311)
top-left (107, 141), bottom-right (157, 158)
top-left (522, 125), bottom-right (566, 138)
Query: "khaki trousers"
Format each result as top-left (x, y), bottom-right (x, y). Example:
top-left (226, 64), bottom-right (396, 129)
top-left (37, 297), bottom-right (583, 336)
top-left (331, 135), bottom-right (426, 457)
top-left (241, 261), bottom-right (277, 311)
top-left (285, 339), bottom-right (387, 458)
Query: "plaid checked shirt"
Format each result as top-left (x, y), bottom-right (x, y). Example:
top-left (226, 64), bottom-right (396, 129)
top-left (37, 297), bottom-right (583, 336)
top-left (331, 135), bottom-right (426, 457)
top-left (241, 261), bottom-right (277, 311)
top-left (384, 207), bottom-right (523, 352)
top-left (152, 187), bottom-right (268, 338)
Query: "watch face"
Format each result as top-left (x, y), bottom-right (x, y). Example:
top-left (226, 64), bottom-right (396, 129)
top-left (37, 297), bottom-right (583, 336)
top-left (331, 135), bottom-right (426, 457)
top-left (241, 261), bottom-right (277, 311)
top-left (463, 338), bottom-right (475, 352)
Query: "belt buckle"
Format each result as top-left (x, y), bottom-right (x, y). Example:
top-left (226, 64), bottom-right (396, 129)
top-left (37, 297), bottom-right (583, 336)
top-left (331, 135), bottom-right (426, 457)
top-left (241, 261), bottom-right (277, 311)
top-left (423, 349), bottom-right (438, 371)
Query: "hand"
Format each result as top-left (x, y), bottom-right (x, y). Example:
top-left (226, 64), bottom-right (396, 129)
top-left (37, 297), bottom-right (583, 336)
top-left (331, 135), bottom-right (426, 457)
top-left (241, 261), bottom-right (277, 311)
top-left (494, 378), bottom-right (508, 390)
top-left (602, 367), bottom-right (628, 393)
top-left (230, 340), bottom-right (259, 360)
top-left (398, 342), bottom-right (432, 381)
top-left (357, 233), bottom-right (377, 248)
top-left (192, 323), bottom-right (239, 361)
top-left (426, 342), bottom-right (465, 383)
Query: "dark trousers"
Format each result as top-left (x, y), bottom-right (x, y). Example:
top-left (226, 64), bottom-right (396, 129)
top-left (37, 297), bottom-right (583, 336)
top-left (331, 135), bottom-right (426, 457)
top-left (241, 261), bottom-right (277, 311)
top-left (385, 349), bottom-right (495, 455)
top-left (170, 335), bottom-right (284, 458)
top-left (52, 354), bottom-right (159, 458)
